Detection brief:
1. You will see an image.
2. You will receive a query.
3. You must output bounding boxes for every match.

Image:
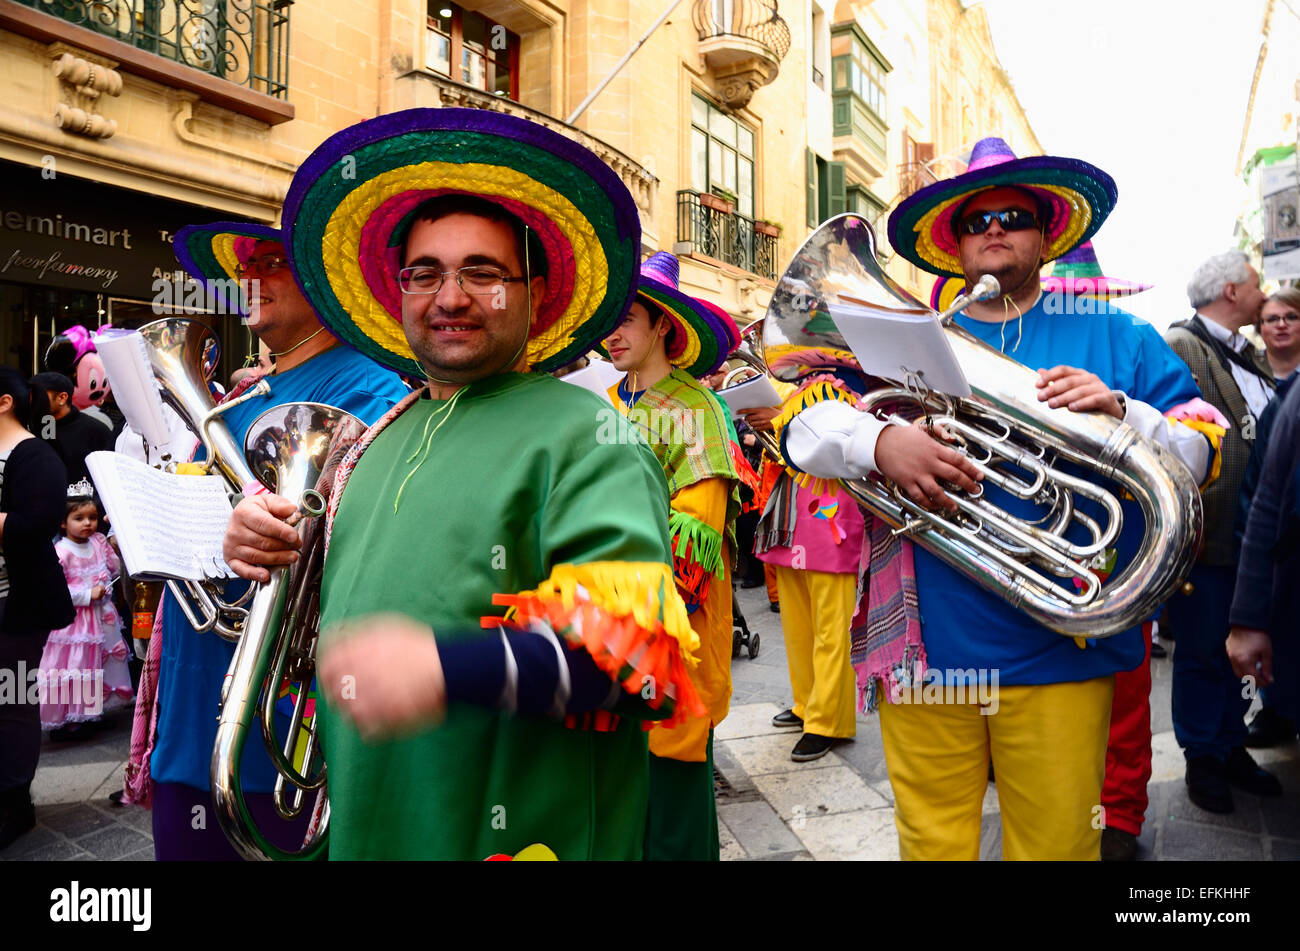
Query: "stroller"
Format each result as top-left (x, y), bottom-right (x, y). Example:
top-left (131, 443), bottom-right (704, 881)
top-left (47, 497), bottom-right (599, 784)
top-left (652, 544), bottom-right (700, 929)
top-left (732, 589), bottom-right (760, 660)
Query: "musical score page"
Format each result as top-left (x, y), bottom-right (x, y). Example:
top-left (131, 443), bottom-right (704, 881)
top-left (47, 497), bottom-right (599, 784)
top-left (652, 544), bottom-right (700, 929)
top-left (86, 451), bottom-right (237, 581)
top-left (828, 300), bottom-right (971, 398)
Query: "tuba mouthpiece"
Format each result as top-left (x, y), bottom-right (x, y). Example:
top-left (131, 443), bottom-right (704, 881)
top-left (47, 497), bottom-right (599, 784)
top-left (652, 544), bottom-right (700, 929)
top-left (971, 274), bottom-right (1001, 301)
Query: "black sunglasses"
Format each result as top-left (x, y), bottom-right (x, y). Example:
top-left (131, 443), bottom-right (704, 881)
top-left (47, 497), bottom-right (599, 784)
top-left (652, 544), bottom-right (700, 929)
top-left (958, 208), bottom-right (1041, 236)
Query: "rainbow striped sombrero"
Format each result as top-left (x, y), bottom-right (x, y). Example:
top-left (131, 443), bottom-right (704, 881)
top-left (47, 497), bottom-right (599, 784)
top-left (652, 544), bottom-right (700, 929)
top-left (930, 240), bottom-right (1151, 311)
top-left (889, 137), bottom-right (1117, 279)
top-left (279, 108), bottom-right (641, 377)
top-left (603, 252), bottom-right (738, 377)
top-left (172, 221), bottom-right (281, 314)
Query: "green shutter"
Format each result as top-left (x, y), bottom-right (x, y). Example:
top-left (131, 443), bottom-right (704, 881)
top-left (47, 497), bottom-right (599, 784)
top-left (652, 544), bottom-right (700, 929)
top-left (806, 148), bottom-right (818, 229)
top-left (828, 162), bottom-right (847, 218)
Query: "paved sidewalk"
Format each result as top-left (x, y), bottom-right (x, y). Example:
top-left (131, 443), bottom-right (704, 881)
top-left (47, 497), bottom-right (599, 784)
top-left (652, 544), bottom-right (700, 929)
top-left (717, 583), bottom-right (1300, 861)
top-left (4, 582), bottom-right (1298, 860)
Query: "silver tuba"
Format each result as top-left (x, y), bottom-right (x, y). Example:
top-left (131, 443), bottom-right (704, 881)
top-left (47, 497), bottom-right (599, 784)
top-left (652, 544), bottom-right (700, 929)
top-left (136, 318), bottom-right (363, 859)
top-left (750, 215), bottom-right (1203, 638)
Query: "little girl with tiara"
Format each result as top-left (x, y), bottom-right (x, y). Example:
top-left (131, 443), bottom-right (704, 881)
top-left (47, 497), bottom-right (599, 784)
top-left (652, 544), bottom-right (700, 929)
top-left (39, 480), bottom-right (134, 737)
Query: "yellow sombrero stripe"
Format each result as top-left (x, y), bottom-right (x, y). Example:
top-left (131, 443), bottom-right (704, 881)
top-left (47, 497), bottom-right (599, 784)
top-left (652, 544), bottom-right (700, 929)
top-left (911, 183), bottom-right (1093, 275)
top-left (210, 234), bottom-right (244, 282)
top-left (323, 162), bottom-right (609, 367)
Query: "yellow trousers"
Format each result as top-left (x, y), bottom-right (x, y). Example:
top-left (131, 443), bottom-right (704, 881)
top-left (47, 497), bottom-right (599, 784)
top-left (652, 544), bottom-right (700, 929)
top-left (878, 675), bottom-right (1114, 860)
top-left (774, 567), bottom-right (857, 739)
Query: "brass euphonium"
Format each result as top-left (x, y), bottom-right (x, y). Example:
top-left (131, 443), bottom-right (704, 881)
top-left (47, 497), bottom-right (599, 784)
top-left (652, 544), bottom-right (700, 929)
top-left (136, 318), bottom-right (364, 860)
top-left (211, 401), bottom-right (365, 861)
top-left (744, 214), bottom-right (1203, 638)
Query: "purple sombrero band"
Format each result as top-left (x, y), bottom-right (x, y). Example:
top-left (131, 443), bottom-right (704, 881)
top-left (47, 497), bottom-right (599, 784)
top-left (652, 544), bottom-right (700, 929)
top-left (281, 108), bottom-right (642, 378)
top-left (888, 137), bottom-right (1117, 279)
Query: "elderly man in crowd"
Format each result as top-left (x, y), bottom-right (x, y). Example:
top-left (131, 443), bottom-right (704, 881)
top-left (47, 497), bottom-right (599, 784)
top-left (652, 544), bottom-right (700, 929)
top-left (1164, 251), bottom-right (1283, 814)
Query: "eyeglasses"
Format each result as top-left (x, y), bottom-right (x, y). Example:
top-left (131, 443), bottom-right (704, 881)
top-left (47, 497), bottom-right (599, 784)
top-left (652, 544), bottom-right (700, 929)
top-left (1261, 311), bottom-right (1300, 326)
top-left (957, 208), bottom-right (1041, 236)
top-left (234, 255), bottom-right (289, 278)
top-left (398, 265), bottom-right (526, 296)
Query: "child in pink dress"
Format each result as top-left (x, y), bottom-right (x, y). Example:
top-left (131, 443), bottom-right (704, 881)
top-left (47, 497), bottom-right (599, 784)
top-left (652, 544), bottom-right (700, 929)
top-left (39, 487), bottom-right (134, 735)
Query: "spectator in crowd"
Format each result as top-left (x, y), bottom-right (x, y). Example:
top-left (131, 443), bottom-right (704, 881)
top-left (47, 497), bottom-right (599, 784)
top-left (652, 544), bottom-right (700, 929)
top-left (0, 368), bottom-right (75, 850)
top-left (1258, 287), bottom-right (1300, 381)
top-left (29, 371), bottom-right (113, 488)
top-left (1165, 251), bottom-right (1282, 814)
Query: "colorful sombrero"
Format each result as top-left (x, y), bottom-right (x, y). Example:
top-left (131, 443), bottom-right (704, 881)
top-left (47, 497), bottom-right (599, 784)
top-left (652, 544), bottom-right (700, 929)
top-left (173, 222), bottom-right (282, 314)
top-left (612, 252), bottom-right (737, 378)
top-left (930, 240), bottom-right (1152, 312)
top-left (1041, 241), bottom-right (1153, 298)
top-left (888, 136), bottom-right (1118, 279)
top-left (699, 299), bottom-right (741, 364)
top-left (280, 108), bottom-right (641, 377)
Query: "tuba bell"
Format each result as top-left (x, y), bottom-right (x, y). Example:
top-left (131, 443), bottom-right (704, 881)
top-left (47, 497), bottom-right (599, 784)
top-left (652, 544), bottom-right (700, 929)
top-left (752, 214), bottom-right (1203, 638)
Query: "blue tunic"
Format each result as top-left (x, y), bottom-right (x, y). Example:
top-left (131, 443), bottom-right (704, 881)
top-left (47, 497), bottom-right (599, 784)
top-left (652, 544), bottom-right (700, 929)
top-left (151, 345), bottom-right (409, 792)
top-left (913, 293), bottom-right (1202, 685)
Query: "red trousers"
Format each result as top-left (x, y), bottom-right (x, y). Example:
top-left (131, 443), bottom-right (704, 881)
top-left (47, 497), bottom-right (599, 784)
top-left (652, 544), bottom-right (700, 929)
top-left (1101, 625), bottom-right (1153, 836)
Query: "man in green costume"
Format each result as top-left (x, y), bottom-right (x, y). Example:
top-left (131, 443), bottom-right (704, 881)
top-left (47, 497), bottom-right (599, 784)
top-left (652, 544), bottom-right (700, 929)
top-left (222, 109), bottom-right (704, 860)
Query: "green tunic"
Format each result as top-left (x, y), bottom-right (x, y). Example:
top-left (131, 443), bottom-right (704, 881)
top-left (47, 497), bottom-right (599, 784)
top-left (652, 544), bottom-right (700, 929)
top-left (319, 373), bottom-right (674, 860)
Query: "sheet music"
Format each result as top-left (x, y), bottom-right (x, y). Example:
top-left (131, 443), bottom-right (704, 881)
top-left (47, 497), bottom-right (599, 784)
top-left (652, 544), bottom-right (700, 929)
top-left (86, 451), bottom-right (237, 581)
top-left (557, 358), bottom-right (624, 397)
top-left (717, 373), bottom-right (782, 414)
top-left (827, 300), bottom-right (971, 398)
top-left (95, 329), bottom-right (173, 451)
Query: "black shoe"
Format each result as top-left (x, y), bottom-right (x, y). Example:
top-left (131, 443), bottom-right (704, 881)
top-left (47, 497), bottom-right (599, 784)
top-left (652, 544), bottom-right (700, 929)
top-left (1245, 707), bottom-right (1298, 748)
top-left (1185, 756), bottom-right (1233, 813)
top-left (791, 733), bottom-right (838, 762)
top-left (1100, 827), bottom-right (1139, 861)
top-left (771, 709), bottom-right (804, 730)
top-left (739, 576), bottom-right (765, 589)
top-left (107, 789), bottom-right (125, 807)
top-left (47, 724), bottom-right (89, 743)
top-left (1225, 746), bottom-right (1283, 797)
top-left (1150, 640), bottom-right (1167, 659)
top-left (769, 602), bottom-right (780, 613)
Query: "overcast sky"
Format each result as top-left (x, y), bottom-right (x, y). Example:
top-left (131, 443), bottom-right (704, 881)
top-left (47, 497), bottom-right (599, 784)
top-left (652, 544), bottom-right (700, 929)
top-left (979, 0), bottom-right (1270, 330)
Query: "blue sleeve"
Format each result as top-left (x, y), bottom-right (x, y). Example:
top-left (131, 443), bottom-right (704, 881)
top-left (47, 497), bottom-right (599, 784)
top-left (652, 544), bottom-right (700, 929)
top-left (1128, 321), bottom-right (1202, 412)
top-left (439, 628), bottom-right (617, 716)
top-left (1230, 382), bottom-right (1300, 629)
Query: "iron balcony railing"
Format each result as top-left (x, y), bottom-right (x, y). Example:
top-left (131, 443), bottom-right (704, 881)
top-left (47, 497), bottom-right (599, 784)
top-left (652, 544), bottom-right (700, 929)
top-left (691, 0), bottom-right (791, 63)
top-left (19, 0), bottom-right (293, 98)
top-left (676, 190), bottom-right (778, 280)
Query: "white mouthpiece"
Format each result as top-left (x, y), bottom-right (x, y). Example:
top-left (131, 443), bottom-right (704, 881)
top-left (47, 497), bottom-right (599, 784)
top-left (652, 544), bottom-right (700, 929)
top-left (971, 274), bottom-right (1001, 301)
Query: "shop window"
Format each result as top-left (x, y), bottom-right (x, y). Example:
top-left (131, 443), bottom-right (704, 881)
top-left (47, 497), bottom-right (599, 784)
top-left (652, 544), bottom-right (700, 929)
top-left (425, 2), bottom-right (520, 100)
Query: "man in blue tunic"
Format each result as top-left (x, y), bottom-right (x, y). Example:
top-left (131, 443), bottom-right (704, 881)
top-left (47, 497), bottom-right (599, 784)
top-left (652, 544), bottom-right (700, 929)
top-left (127, 222), bottom-right (410, 860)
top-left (780, 138), bottom-right (1217, 860)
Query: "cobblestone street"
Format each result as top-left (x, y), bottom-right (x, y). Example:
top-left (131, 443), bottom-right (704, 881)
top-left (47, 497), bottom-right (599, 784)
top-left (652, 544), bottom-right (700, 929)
top-left (4, 581), bottom-right (1298, 861)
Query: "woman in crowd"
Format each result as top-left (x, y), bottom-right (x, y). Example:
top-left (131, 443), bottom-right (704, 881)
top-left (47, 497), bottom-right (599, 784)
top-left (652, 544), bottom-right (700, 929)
top-left (0, 368), bottom-right (75, 850)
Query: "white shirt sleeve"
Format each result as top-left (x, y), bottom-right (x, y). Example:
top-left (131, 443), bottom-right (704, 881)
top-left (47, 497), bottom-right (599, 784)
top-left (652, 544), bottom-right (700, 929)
top-left (1117, 393), bottom-right (1211, 485)
top-left (783, 400), bottom-right (889, 480)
